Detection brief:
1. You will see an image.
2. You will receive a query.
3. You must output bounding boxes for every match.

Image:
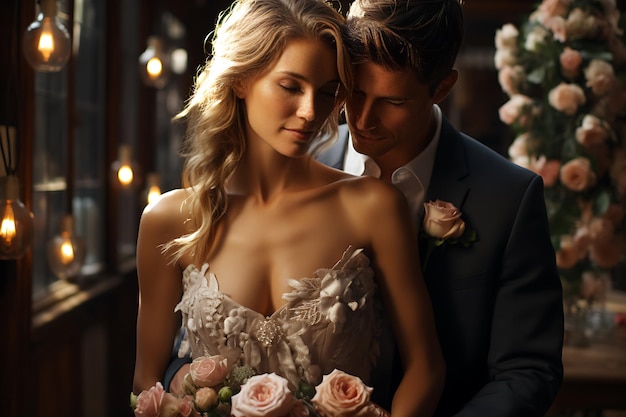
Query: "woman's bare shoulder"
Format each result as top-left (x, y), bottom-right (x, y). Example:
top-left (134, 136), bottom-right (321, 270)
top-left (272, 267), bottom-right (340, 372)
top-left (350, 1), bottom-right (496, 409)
top-left (139, 188), bottom-right (193, 235)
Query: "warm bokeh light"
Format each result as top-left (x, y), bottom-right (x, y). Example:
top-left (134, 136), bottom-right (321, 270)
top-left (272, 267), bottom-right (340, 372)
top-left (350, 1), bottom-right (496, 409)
top-left (37, 31), bottom-right (54, 61)
top-left (146, 57), bottom-right (163, 79)
top-left (60, 240), bottom-right (75, 264)
top-left (117, 164), bottom-right (134, 186)
top-left (147, 185), bottom-right (162, 204)
top-left (0, 205), bottom-right (16, 244)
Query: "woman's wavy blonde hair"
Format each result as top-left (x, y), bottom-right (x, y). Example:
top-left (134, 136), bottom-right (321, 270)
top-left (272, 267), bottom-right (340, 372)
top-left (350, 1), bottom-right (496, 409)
top-left (166, 0), bottom-right (352, 264)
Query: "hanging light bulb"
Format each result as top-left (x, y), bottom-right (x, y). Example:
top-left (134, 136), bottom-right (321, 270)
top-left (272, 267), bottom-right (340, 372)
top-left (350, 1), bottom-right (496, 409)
top-left (138, 36), bottom-right (169, 88)
top-left (22, 0), bottom-right (71, 72)
top-left (144, 172), bottom-right (162, 205)
top-left (0, 176), bottom-right (35, 260)
top-left (111, 145), bottom-right (140, 188)
top-left (47, 214), bottom-right (86, 280)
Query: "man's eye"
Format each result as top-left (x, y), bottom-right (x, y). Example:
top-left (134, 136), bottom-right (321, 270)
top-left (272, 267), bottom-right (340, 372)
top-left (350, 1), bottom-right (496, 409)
top-left (385, 99), bottom-right (406, 105)
top-left (320, 89), bottom-right (338, 98)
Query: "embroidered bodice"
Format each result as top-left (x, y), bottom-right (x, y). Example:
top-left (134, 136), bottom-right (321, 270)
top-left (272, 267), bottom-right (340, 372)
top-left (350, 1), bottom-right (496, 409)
top-left (174, 246), bottom-right (384, 389)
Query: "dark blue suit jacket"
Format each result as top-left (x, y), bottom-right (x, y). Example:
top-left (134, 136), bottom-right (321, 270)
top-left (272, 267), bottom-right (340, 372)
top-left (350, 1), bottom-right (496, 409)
top-left (317, 120), bottom-right (564, 417)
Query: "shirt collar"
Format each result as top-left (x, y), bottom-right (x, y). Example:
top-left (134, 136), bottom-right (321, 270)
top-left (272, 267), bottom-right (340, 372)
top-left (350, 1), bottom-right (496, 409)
top-left (344, 104), bottom-right (442, 194)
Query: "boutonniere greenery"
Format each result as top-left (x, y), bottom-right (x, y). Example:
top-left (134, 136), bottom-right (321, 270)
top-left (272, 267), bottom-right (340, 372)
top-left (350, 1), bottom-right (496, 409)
top-left (421, 199), bottom-right (478, 269)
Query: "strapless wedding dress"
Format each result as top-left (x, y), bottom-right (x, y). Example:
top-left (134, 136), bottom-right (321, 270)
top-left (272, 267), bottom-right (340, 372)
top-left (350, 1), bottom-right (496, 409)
top-left (175, 246), bottom-right (386, 389)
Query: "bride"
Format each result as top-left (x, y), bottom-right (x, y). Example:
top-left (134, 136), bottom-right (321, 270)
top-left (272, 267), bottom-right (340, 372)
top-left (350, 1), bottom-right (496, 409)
top-left (132, 0), bottom-right (444, 415)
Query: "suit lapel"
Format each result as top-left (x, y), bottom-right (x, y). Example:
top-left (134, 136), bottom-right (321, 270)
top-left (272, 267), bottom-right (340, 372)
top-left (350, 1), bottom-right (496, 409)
top-left (426, 117), bottom-right (469, 211)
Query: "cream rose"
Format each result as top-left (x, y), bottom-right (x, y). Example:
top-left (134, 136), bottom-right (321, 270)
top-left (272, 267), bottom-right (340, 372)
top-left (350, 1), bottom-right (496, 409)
top-left (423, 200), bottom-right (466, 239)
top-left (312, 369), bottom-right (373, 417)
top-left (524, 25), bottom-right (549, 52)
top-left (194, 387), bottom-right (218, 412)
top-left (494, 23), bottom-right (519, 50)
top-left (231, 373), bottom-right (296, 417)
top-left (189, 355), bottom-right (229, 388)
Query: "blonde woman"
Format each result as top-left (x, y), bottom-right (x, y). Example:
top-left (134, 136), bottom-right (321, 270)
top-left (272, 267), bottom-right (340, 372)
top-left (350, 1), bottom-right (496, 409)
top-left (132, 1), bottom-right (444, 415)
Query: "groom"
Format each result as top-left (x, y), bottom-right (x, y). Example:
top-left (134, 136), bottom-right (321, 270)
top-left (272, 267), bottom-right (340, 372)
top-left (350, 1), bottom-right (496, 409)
top-left (316, 0), bottom-right (564, 416)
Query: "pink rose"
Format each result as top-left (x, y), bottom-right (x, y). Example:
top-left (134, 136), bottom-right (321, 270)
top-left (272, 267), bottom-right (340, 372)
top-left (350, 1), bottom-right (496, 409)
top-left (528, 156), bottom-right (561, 187)
top-left (189, 355), bottom-right (229, 388)
top-left (312, 369), bottom-right (373, 417)
top-left (548, 82), bottom-right (586, 115)
top-left (231, 373), bottom-right (296, 417)
top-left (560, 47), bottom-right (582, 79)
top-left (134, 382), bottom-right (166, 417)
top-left (559, 157), bottom-right (597, 192)
top-left (423, 200), bottom-right (466, 239)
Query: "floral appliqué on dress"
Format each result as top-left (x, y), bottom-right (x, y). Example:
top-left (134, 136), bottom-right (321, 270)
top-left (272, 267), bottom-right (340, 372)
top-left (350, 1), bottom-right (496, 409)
top-left (174, 246), bottom-right (384, 389)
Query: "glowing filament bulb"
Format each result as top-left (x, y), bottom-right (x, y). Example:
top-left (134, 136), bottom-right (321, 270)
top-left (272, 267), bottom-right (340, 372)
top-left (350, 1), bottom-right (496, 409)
top-left (147, 185), bottom-right (161, 204)
top-left (1, 204), bottom-right (16, 244)
top-left (117, 164), bottom-right (134, 186)
top-left (60, 239), bottom-right (75, 264)
top-left (38, 31), bottom-right (54, 61)
top-left (146, 57), bottom-right (163, 79)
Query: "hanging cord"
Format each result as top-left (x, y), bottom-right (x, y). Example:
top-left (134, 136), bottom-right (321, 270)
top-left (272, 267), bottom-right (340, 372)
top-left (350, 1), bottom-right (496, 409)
top-left (1, 0), bottom-right (21, 177)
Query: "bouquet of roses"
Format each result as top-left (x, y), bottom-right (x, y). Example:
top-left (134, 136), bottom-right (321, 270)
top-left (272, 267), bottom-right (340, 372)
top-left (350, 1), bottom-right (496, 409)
top-left (130, 355), bottom-right (389, 417)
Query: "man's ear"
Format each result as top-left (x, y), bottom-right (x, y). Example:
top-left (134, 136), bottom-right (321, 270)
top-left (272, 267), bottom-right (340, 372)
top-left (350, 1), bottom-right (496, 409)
top-left (432, 69), bottom-right (458, 104)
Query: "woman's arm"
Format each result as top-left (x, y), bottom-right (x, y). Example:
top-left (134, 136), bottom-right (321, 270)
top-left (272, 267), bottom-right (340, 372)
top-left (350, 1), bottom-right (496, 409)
top-left (133, 190), bottom-right (189, 393)
top-left (359, 179), bottom-right (445, 417)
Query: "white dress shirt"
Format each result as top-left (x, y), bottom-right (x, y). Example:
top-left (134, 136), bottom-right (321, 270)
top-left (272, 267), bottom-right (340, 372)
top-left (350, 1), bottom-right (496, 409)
top-left (344, 105), bottom-right (443, 226)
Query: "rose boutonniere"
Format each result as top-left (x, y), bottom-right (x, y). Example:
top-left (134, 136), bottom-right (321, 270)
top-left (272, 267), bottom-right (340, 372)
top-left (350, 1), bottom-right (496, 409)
top-left (421, 200), bottom-right (477, 269)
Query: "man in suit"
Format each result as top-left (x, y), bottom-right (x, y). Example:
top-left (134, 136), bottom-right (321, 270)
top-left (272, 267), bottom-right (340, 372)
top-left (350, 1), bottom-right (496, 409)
top-left (315, 0), bottom-right (564, 416)
top-left (165, 0), bottom-right (564, 415)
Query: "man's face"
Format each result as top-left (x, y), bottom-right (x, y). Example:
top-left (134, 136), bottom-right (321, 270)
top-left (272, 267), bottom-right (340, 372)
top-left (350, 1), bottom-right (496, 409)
top-left (345, 61), bottom-right (438, 175)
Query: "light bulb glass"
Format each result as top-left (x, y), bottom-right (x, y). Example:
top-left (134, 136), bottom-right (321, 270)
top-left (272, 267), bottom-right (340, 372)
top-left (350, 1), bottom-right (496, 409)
top-left (138, 36), bottom-right (168, 88)
top-left (0, 176), bottom-right (35, 260)
top-left (47, 215), bottom-right (86, 280)
top-left (144, 172), bottom-right (162, 205)
top-left (146, 57), bottom-right (163, 79)
top-left (22, 0), bottom-right (71, 72)
top-left (117, 164), bottom-right (134, 186)
top-left (111, 145), bottom-right (140, 189)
